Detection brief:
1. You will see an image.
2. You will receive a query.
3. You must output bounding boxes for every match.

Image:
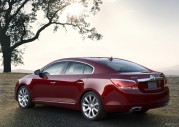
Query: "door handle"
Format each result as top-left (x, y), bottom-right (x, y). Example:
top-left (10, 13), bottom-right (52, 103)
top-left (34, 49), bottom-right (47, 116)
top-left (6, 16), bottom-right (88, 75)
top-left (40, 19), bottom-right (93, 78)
top-left (76, 81), bottom-right (84, 84)
top-left (50, 81), bottom-right (56, 85)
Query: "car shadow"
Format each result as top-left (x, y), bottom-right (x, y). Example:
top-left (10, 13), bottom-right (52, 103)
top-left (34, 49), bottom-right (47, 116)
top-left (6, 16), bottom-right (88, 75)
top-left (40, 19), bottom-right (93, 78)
top-left (8, 105), bottom-right (177, 127)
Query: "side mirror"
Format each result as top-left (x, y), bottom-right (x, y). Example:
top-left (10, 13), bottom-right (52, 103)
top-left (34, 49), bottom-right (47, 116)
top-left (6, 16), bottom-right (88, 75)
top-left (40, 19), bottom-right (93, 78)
top-left (39, 72), bottom-right (49, 78)
top-left (34, 69), bottom-right (40, 75)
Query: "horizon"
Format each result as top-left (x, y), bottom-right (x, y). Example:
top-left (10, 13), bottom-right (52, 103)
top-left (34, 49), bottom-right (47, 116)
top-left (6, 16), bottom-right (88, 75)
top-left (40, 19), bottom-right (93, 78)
top-left (0, 62), bottom-right (179, 72)
top-left (0, 0), bottom-right (179, 71)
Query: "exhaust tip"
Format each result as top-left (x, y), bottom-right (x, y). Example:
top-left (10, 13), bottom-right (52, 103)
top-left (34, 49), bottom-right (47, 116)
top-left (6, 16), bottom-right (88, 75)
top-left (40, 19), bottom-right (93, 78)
top-left (130, 106), bottom-right (142, 112)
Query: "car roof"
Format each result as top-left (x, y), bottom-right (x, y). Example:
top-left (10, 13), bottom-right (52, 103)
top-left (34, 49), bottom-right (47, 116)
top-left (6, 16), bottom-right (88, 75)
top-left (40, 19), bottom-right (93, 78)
top-left (60, 57), bottom-right (121, 62)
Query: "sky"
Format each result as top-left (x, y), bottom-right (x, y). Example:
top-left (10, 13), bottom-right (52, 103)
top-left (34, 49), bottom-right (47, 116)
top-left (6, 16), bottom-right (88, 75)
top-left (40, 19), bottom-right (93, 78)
top-left (1, 0), bottom-right (179, 71)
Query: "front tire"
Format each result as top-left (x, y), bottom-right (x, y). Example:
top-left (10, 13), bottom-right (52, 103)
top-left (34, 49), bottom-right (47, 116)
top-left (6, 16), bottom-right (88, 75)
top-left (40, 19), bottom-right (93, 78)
top-left (81, 92), bottom-right (106, 120)
top-left (17, 86), bottom-right (35, 108)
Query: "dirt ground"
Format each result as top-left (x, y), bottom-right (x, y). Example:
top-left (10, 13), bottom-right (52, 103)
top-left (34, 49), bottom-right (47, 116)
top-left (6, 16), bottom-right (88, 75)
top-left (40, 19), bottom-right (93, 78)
top-left (0, 73), bottom-right (179, 127)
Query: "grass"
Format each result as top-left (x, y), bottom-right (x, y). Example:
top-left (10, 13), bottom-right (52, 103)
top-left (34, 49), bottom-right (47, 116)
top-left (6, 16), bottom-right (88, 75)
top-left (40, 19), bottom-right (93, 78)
top-left (0, 73), bottom-right (28, 85)
top-left (0, 73), bottom-right (179, 114)
top-left (0, 73), bottom-right (179, 126)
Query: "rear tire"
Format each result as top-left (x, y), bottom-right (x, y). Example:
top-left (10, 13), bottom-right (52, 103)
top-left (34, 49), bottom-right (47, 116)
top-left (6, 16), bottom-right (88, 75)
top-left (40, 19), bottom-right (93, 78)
top-left (81, 92), bottom-right (106, 120)
top-left (17, 86), bottom-right (35, 108)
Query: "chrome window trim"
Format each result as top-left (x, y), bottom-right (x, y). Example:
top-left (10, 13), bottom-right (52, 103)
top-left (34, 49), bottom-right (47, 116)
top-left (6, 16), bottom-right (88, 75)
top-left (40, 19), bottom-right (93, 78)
top-left (34, 100), bottom-right (75, 105)
top-left (40, 60), bottom-right (95, 75)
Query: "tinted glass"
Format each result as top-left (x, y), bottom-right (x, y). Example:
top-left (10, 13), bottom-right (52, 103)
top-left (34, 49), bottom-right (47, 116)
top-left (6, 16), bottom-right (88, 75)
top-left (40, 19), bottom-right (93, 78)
top-left (84, 65), bottom-right (93, 74)
top-left (100, 59), bottom-right (150, 72)
top-left (65, 62), bottom-right (86, 74)
top-left (42, 62), bottom-right (66, 75)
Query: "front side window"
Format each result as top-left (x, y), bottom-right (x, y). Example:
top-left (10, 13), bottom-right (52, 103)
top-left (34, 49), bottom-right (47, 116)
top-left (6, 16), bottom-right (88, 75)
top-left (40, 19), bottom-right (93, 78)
top-left (42, 62), bottom-right (66, 75)
top-left (65, 62), bottom-right (86, 74)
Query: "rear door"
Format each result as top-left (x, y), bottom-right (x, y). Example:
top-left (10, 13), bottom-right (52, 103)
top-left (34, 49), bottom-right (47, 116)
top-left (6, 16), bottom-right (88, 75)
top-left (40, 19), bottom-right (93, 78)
top-left (55, 61), bottom-right (94, 104)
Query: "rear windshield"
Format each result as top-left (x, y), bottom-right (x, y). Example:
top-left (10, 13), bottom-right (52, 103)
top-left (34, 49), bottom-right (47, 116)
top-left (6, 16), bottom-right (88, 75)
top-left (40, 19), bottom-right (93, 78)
top-left (99, 59), bottom-right (150, 72)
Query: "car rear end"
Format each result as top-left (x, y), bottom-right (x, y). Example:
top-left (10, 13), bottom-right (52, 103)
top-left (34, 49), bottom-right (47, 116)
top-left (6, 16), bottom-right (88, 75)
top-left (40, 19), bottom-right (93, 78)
top-left (106, 72), bottom-right (169, 112)
top-left (95, 58), bottom-right (170, 112)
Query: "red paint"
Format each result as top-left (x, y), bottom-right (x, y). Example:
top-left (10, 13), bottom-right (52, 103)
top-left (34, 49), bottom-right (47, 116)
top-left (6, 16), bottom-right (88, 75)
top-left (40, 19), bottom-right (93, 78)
top-left (15, 57), bottom-right (169, 112)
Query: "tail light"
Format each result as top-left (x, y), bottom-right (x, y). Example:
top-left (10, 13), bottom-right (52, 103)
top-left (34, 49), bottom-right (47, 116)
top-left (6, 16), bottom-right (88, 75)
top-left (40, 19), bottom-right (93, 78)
top-left (160, 73), bottom-right (167, 87)
top-left (111, 79), bottom-right (138, 90)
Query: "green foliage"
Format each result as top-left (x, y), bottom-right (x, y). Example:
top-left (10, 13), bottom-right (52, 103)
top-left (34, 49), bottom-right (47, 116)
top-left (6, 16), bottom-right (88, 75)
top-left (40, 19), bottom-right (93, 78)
top-left (11, 49), bottom-right (24, 66)
top-left (0, 0), bottom-right (103, 71)
top-left (0, 48), bottom-right (24, 66)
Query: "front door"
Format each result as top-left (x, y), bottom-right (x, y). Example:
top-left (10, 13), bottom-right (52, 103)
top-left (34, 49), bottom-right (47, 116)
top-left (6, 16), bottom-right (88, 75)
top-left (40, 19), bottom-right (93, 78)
top-left (31, 76), bottom-right (57, 102)
top-left (32, 61), bottom-right (67, 102)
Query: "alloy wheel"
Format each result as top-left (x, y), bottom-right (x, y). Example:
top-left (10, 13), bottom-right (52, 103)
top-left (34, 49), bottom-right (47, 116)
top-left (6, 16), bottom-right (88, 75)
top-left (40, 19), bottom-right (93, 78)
top-left (82, 94), bottom-right (99, 119)
top-left (18, 87), bottom-right (29, 108)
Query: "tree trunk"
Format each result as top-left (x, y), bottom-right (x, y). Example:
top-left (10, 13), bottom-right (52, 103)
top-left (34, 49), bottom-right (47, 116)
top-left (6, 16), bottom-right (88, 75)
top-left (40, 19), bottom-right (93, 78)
top-left (2, 50), bottom-right (12, 72)
top-left (0, 35), bottom-right (12, 72)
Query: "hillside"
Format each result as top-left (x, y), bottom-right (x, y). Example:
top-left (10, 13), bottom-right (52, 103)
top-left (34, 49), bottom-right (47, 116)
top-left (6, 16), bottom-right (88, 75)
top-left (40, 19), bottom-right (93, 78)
top-left (0, 69), bottom-right (33, 73)
top-left (156, 65), bottom-right (179, 76)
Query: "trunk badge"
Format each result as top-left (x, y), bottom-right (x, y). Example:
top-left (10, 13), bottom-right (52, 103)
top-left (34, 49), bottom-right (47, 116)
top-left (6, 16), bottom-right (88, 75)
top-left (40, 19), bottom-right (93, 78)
top-left (131, 77), bottom-right (137, 79)
top-left (150, 75), bottom-right (156, 81)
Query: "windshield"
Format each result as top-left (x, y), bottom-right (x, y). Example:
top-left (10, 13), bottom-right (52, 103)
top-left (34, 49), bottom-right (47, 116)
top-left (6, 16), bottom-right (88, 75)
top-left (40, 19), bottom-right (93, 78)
top-left (99, 59), bottom-right (150, 72)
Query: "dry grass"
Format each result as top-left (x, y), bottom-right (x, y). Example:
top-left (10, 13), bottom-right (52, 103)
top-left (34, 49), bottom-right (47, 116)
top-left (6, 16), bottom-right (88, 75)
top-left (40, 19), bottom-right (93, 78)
top-left (0, 73), bottom-right (179, 127)
top-left (0, 73), bottom-right (28, 104)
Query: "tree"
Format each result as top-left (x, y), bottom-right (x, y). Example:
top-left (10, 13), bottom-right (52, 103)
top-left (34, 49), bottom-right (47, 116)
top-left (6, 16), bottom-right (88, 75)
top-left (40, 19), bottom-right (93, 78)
top-left (0, 0), bottom-right (102, 72)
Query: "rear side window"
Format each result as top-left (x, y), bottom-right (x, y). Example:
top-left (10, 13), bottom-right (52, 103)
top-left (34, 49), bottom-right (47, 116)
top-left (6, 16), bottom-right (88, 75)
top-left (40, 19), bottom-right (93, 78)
top-left (65, 62), bottom-right (86, 74)
top-left (65, 62), bottom-right (93, 74)
top-left (100, 59), bottom-right (150, 72)
top-left (84, 65), bottom-right (93, 74)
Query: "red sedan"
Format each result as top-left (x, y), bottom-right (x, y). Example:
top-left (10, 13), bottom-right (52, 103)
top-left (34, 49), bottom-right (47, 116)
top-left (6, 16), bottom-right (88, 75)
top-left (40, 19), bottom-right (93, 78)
top-left (15, 57), bottom-right (169, 120)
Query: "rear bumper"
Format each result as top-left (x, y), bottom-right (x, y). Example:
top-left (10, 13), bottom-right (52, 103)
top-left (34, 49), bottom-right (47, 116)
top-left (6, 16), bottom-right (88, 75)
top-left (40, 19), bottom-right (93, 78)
top-left (103, 87), bottom-right (169, 112)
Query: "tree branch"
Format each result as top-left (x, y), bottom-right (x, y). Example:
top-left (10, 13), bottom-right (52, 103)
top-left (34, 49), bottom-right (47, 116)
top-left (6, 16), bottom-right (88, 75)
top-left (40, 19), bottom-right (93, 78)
top-left (47, 4), bottom-right (68, 21)
top-left (52, 21), bottom-right (102, 40)
top-left (0, 9), bottom-right (6, 13)
top-left (5, 0), bottom-right (13, 21)
top-left (11, 21), bottom-right (79, 50)
top-left (52, 22), bottom-right (78, 28)
top-left (10, 0), bottom-right (29, 20)
top-left (11, 22), bottom-right (51, 50)
top-left (0, 1), bottom-right (7, 13)
top-left (52, 21), bottom-right (92, 34)
top-left (46, 1), bottom-right (51, 21)
top-left (20, 23), bottom-right (26, 42)
top-left (53, 5), bottom-right (68, 17)
top-left (10, 2), bottom-right (68, 50)
top-left (5, 0), bottom-right (29, 31)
